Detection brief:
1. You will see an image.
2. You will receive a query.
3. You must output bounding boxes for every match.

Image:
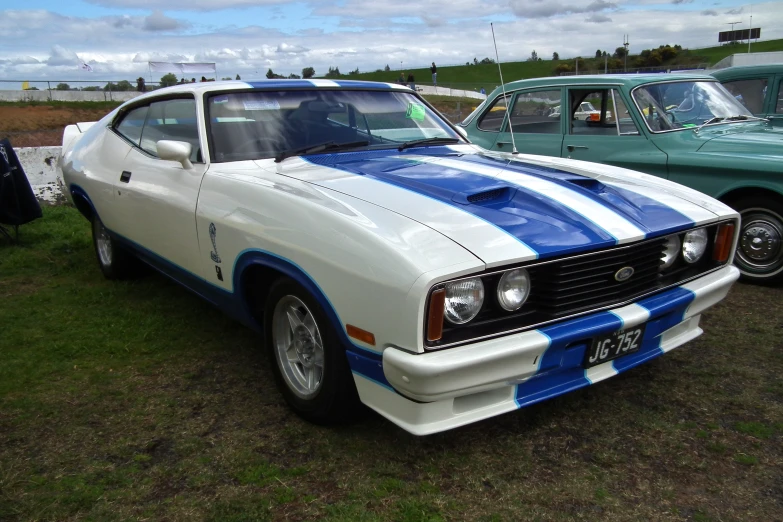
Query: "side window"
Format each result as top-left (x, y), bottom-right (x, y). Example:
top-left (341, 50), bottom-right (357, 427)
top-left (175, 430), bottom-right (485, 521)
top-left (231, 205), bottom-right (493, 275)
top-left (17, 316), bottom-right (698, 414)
top-left (508, 90), bottom-right (561, 134)
top-left (140, 99), bottom-right (200, 161)
top-left (477, 95), bottom-right (508, 132)
top-left (722, 78), bottom-right (768, 114)
top-left (115, 106), bottom-right (149, 146)
top-left (775, 81), bottom-right (783, 114)
top-left (568, 89), bottom-right (638, 136)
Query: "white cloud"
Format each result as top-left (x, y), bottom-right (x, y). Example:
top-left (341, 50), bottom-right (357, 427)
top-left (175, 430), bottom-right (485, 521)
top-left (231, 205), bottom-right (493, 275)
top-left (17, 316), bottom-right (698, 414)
top-left (701, 9), bottom-right (718, 16)
top-left (509, 0), bottom-right (618, 19)
top-left (46, 45), bottom-right (81, 66)
top-left (142, 10), bottom-right (186, 32)
top-left (86, 0), bottom-right (286, 10)
top-left (586, 13), bottom-right (613, 22)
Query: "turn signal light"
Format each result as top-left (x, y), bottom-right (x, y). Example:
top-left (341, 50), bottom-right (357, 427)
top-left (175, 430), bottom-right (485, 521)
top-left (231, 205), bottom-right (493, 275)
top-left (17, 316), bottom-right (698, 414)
top-left (347, 324), bottom-right (376, 346)
top-left (427, 289), bottom-right (446, 342)
top-left (588, 113), bottom-right (600, 121)
top-left (713, 223), bottom-right (735, 262)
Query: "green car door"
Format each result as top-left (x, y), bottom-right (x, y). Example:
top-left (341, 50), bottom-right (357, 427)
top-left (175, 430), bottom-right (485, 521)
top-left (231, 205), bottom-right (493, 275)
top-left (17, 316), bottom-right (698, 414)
top-left (480, 88), bottom-right (564, 157)
top-left (557, 87), bottom-right (669, 179)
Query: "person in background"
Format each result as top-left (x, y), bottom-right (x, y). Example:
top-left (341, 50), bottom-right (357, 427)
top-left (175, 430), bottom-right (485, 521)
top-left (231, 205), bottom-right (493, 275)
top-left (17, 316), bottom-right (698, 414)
top-left (407, 72), bottom-right (415, 91)
top-left (191, 78), bottom-right (196, 83)
top-left (201, 76), bottom-right (207, 82)
top-left (430, 62), bottom-right (437, 86)
top-left (480, 87), bottom-right (486, 95)
top-left (136, 77), bottom-right (145, 92)
top-left (398, 72), bottom-right (406, 85)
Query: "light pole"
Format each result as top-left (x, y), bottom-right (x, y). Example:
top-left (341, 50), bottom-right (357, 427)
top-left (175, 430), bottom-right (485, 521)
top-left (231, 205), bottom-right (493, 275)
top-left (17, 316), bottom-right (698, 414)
top-left (623, 34), bottom-right (629, 72)
top-left (726, 21), bottom-right (742, 44)
top-left (748, 7), bottom-right (753, 53)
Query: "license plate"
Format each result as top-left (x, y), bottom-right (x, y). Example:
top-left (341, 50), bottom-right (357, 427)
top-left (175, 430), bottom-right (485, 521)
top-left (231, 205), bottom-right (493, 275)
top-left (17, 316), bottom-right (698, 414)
top-left (584, 325), bottom-right (646, 368)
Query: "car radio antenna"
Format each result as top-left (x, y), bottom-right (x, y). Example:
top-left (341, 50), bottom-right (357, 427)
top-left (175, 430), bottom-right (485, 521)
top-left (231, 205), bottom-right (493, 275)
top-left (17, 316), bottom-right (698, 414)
top-left (491, 22), bottom-right (518, 155)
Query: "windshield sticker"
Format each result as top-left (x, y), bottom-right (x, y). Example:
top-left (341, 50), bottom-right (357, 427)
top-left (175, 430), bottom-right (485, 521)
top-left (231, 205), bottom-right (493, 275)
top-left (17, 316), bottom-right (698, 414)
top-left (682, 123), bottom-right (697, 128)
top-left (406, 103), bottom-right (426, 121)
top-left (242, 99), bottom-right (280, 111)
top-left (213, 95), bottom-right (228, 104)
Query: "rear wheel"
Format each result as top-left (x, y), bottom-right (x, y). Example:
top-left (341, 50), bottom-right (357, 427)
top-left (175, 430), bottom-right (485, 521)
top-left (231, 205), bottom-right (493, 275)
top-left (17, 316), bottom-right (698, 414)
top-left (730, 197), bottom-right (783, 285)
top-left (91, 216), bottom-right (140, 280)
top-left (263, 277), bottom-right (361, 424)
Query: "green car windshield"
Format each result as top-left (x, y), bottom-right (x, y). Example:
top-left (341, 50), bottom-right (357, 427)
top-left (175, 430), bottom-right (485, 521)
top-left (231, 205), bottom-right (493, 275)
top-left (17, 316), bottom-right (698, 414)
top-left (632, 80), bottom-right (753, 132)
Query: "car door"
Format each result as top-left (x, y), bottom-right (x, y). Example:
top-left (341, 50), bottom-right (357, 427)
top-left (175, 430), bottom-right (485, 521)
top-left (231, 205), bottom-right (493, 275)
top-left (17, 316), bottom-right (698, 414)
top-left (560, 87), bottom-right (668, 178)
top-left (110, 96), bottom-right (207, 277)
top-left (485, 88), bottom-right (563, 157)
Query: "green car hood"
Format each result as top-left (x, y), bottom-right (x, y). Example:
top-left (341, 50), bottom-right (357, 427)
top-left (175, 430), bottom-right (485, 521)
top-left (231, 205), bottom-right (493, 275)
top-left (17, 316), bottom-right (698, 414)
top-left (696, 122), bottom-right (783, 156)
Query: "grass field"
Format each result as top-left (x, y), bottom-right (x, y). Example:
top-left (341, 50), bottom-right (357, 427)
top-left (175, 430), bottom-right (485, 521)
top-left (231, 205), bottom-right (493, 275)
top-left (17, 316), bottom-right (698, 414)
top-left (1, 206), bottom-right (782, 521)
top-left (343, 39), bottom-right (783, 92)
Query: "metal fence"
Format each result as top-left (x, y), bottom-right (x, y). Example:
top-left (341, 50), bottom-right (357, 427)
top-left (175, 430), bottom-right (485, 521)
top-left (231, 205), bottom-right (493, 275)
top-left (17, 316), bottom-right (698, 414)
top-left (0, 80), bottom-right (170, 103)
top-left (557, 63), bottom-right (711, 76)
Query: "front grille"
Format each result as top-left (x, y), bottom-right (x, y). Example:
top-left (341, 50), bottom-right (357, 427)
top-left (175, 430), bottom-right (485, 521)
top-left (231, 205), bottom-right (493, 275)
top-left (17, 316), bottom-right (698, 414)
top-left (527, 237), bottom-right (666, 318)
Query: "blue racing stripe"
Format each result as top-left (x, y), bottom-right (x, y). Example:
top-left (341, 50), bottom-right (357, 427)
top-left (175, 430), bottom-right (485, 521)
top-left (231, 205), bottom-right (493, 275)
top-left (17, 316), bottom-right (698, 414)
top-left (305, 150), bottom-right (618, 259)
top-left (461, 153), bottom-right (695, 238)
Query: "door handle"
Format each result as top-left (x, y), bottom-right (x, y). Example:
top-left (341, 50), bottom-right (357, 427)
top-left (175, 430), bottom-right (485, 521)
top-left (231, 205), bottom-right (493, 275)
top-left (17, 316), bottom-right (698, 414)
top-left (496, 141), bottom-right (512, 148)
top-left (566, 145), bottom-right (589, 152)
top-left (120, 171), bottom-right (131, 183)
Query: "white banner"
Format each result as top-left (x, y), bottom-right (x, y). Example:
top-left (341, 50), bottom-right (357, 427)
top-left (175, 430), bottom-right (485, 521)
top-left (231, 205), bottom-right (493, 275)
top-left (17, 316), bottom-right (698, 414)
top-left (148, 62), bottom-right (216, 75)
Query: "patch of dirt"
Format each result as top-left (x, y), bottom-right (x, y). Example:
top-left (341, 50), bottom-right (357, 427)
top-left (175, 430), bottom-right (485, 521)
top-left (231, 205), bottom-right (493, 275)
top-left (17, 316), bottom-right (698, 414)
top-left (0, 105), bottom-right (112, 147)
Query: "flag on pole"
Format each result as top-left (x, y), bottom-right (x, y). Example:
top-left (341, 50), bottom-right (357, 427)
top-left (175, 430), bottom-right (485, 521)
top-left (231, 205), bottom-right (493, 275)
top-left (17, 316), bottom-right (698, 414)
top-left (80, 62), bottom-right (93, 72)
top-left (22, 81), bottom-right (30, 90)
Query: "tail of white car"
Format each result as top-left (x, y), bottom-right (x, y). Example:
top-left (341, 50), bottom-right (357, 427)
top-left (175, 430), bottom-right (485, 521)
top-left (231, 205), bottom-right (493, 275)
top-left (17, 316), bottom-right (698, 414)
top-left (62, 122), bottom-right (98, 154)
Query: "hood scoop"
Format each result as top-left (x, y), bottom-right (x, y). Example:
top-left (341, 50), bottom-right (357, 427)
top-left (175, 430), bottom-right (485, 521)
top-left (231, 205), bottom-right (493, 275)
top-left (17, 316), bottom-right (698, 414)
top-left (563, 177), bottom-right (605, 193)
top-left (453, 186), bottom-right (516, 206)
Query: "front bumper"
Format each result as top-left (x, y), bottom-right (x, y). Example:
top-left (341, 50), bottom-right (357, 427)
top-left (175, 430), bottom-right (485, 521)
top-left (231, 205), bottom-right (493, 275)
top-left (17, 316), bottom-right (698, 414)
top-left (354, 265), bottom-right (739, 436)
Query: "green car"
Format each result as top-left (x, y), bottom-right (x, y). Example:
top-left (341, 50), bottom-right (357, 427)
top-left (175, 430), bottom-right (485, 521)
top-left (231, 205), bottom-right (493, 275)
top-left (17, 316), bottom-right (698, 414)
top-left (460, 73), bottom-right (783, 284)
top-left (711, 64), bottom-right (783, 126)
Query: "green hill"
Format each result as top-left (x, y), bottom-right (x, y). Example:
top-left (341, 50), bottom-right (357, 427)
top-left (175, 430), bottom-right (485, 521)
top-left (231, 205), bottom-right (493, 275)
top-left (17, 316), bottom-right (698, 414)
top-left (336, 38), bottom-right (783, 92)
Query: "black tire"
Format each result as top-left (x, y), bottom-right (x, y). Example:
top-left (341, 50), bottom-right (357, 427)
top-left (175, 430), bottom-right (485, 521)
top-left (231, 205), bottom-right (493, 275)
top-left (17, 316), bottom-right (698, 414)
top-left (263, 277), bottom-right (362, 424)
top-left (729, 196), bottom-right (783, 285)
top-left (91, 216), bottom-right (140, 280)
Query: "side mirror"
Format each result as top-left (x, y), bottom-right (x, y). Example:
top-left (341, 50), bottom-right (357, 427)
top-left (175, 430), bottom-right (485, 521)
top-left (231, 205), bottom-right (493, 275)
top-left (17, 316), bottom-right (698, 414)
top-left (454, 126), bottom-right (468, 139)
top-left (157, 140), bottom-right (193, 170)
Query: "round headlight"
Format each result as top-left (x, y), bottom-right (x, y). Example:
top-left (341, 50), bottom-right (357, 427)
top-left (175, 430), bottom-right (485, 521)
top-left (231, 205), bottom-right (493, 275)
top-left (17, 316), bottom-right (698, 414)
top-left (497, 268), bottom-right (531, 311)
top-left (661, 234), bottom-right (681, 270)
top-left (682, 228), bottom-right (709, 264)
top-left (444, 277), bottom-right (485, 324)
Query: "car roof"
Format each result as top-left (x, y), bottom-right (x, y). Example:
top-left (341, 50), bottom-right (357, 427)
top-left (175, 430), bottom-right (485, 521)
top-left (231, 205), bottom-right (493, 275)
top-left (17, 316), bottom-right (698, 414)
top-left (493, 73), bottom-right (716, 94)
top-left (710, 64), bottom-right (783, 79)
top-left (126, 79), bottom-right (411, 104)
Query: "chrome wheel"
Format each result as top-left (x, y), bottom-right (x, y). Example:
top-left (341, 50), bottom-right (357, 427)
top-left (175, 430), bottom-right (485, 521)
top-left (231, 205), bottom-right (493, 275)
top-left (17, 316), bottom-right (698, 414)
top-left (736, 207), bottom-right (783, 277)
top-left (272, 295), bottom-right (325, 399)
top-left (96, 220), bottom-right (113, 266)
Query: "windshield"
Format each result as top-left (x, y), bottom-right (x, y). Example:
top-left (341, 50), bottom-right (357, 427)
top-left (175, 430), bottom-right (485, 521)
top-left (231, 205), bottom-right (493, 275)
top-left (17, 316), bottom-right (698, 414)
top-left (632, 80), bottom-right (753, 132)
top-left (207, 89), bottom-right (461, 162)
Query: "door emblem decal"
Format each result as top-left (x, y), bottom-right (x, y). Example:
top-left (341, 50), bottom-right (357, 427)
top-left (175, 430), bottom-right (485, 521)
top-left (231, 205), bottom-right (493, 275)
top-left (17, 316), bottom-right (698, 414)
top-left (209, 222), bottom-right (222, 263)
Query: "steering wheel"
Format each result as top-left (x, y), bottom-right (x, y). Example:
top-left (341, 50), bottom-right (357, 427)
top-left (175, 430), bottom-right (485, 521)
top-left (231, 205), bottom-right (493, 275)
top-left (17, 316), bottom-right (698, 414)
top-left (232, 137), bottom-right (286, 155)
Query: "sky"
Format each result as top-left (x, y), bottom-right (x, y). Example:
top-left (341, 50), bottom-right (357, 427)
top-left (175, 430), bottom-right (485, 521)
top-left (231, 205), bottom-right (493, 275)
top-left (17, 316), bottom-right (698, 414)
top-left (1, 0), bottom-right (781, 85)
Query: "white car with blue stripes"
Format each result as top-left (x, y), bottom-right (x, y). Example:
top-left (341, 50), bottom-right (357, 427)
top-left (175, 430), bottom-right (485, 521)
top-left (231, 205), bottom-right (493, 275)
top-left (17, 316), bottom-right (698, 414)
top-left (61, 79), bottom-right (740, 435)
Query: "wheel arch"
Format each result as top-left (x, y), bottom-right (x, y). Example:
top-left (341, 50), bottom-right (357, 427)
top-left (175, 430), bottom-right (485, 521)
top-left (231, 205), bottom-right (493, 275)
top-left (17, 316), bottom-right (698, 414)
top-left (69, 184), bottom-right (95, 221)
top-left (718, 185), bottom-right (783, 207)
top-left (234, 250), bottom-right (349, 344)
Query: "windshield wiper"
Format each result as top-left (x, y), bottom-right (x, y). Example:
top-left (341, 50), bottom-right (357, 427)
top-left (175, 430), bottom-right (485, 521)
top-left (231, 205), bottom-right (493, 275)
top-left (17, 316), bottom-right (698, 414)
top-left (694, 117), bottom-right (724, 133)
top-left (397, 137), bottom-right (461, 152)
top-left (724, 115), bottom-right (769, 122)
top-left (274, 140), bottom-right (369, 163)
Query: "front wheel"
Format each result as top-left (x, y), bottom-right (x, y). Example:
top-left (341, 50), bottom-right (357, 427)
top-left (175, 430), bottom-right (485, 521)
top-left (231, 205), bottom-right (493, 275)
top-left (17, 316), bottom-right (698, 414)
top-left (263, 278), bottom-right (361, 424)
top-left (730, 197), bottom-right (783, 285)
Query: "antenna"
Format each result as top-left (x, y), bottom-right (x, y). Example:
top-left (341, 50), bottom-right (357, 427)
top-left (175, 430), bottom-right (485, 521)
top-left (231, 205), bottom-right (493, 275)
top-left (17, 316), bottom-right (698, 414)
top-left (490, 23), bottom-right (518, 154)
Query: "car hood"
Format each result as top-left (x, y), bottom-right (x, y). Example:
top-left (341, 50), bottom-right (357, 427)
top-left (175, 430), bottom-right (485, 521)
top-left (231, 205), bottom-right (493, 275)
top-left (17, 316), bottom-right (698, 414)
top-left (266, 145), bottom-right (730, 267)
top-left (696, 122), bottom-right (783, 155)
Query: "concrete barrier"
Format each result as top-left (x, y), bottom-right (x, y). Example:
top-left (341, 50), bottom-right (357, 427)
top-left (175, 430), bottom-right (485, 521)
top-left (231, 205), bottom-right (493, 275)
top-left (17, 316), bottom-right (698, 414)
top-left (0, 90), bottom-right (142, 103)
top-left (416, 85), bottom-right (487, 100)
top-left (17, 146), bottom-right (65, 204)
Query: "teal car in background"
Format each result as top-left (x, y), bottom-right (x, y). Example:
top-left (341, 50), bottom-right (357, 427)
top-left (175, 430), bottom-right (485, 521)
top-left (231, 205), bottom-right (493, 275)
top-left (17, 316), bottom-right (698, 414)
top-left (460, 74), bottom-right (783, 284)
top-left (711, 64), bottom-right (783, 126)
